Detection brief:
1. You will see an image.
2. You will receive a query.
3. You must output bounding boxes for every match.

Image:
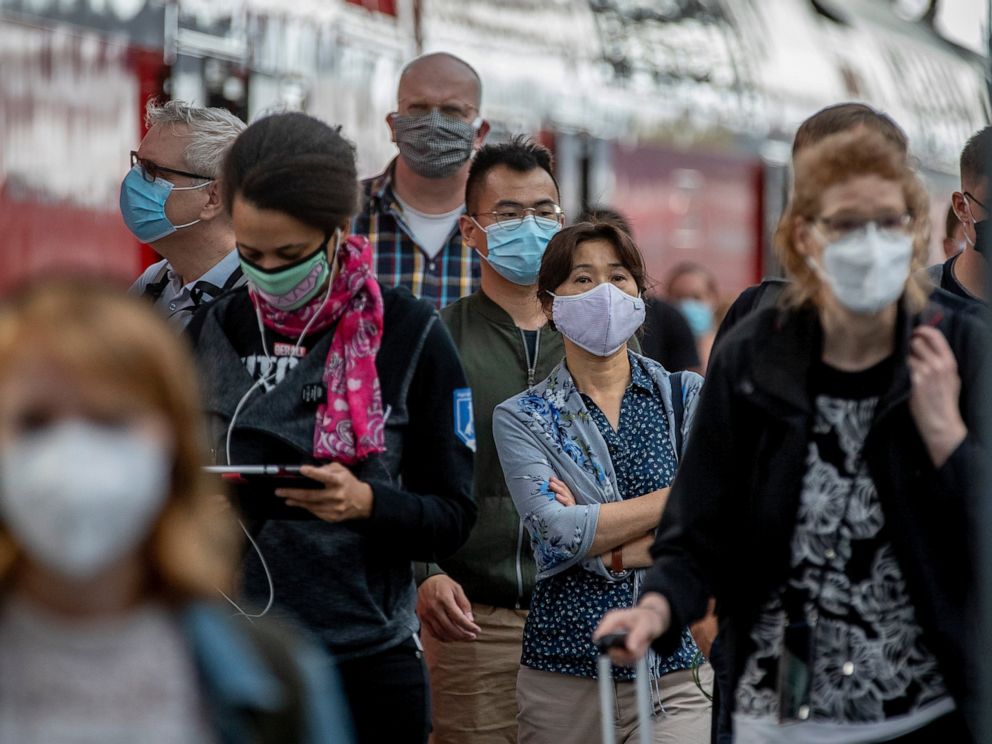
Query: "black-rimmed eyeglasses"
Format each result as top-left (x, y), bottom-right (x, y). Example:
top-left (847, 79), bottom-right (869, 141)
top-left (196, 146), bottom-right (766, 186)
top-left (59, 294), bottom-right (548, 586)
top-left (130, 151), bottom-right (212, 183)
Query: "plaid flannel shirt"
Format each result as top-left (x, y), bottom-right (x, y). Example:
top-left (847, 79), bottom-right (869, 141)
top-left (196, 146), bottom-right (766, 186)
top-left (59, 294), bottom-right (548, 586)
top-left (353, 161), bottom-right (481, 309)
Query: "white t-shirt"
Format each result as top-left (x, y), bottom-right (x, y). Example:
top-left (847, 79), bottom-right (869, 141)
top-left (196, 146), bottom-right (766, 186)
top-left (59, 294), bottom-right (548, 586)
top-left (393, 193), bottom-right (463, 260)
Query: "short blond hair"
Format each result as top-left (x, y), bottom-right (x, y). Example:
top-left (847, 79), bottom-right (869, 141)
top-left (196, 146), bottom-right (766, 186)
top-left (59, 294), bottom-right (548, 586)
top-left (0, 280), bottom-right (237, 600)
top-left (775, 129), bottom-right (931, 313)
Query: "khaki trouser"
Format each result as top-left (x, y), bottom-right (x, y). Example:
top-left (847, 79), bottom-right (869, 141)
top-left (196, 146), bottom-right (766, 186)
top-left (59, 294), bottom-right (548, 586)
top-left (422, 603), bottom-right (528, 744)
top-left (516, 663), bottom-right (713, 744)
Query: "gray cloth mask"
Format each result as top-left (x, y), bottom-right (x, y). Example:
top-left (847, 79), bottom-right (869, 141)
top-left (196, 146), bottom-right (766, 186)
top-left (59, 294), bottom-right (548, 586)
top-left (392, 109), bottom-right (478, 179)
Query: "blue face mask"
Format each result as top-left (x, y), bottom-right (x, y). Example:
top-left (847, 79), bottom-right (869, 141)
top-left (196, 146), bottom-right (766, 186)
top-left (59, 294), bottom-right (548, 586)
top-left (678, 298), bottom-right (714, 337)
top-left (119, 165), bottom-right (212, 243)
top-left (475, 215), bottom-right (560, 285)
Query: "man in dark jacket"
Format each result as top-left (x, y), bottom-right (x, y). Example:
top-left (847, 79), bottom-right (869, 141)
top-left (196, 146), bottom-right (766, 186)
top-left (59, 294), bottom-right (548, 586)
top-left (415, 137), bottom-right (564, 743)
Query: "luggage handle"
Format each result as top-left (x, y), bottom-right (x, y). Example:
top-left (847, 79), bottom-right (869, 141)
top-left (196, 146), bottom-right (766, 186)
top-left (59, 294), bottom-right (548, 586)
top-left (596, 632), bottom-right (653, 744)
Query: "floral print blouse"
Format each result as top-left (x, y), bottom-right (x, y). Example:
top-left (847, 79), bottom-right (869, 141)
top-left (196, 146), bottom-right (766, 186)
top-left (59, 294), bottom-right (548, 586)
top-left (494, 352), bottom-right (703, 680)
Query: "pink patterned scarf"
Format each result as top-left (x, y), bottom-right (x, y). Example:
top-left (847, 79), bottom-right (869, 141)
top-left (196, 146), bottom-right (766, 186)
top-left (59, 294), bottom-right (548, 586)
top-left (249, 235), bottom-right (386, 464)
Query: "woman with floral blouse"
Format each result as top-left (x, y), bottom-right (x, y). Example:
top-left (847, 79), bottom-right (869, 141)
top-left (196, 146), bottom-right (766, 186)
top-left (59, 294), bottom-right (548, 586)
top-left (493, 222), bottom-right (712, 744)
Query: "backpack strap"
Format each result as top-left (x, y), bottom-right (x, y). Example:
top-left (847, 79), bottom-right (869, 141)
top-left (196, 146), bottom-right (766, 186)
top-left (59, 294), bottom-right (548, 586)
top-left (670, 371), bottom-right (685, 462)
top-left (190, 266), bottom-right (246, 307)
top-left (141, 264), bottom-right (171, 302)
top-left (753, 279), bottom-right (786, 313)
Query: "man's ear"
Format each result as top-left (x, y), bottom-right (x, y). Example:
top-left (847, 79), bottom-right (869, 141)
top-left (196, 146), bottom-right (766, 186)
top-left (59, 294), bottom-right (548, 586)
top-left (951, 191), bottom-right (971, 225)
top-left (386, 112), bottom-right (398, 144)
top-left (474, 119), bottom-right (490, 149)
top-left (460, 214), bottom-right (483, 253)
top-left (199, 180), bottom-right (226, 221)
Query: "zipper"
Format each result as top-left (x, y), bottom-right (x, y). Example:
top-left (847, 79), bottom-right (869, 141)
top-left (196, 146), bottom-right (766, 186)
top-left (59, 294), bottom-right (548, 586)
top-left (515, 327), bottom-right (539, 609)
top-left (515, 518), bottom-right (525, 609)
top-left (520, 328), bottom-right (540, 389)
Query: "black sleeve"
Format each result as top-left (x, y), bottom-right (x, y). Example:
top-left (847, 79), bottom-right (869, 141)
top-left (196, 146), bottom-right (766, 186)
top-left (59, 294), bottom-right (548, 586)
top-left (641, 343), bottom-right (738, 656)
top-left (363, 318), bottom-right (477, 562)
top-left (657, 300), bottom-right (701, 371)
top-left (640, 299), bottom-right (700, 371)
top-left (931, 310), bottom-right (991, 513)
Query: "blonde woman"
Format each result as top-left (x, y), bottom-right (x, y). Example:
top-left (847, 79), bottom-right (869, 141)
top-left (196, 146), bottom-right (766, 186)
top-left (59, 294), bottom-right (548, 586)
top-left (0, 281), bottom-right (352, 743)
top-left (597, 130), bottom-right (987, 743)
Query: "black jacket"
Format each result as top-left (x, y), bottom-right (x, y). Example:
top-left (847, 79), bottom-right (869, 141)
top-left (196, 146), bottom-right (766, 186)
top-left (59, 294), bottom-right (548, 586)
top-left (643, 301), bottom-right (989, 742)
top-left (189, 286), bottom-right (476, 658)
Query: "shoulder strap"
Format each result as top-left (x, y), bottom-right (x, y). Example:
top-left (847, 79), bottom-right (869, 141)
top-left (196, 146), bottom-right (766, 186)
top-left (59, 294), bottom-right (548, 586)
top-left (670, 371), bottom-right (685, 461)
top-left (754, 279), bottom-right (785, 312)
top-left (141, 264), bottom-right (171, 302)
top-left (190, 266), bottom-right (246, 307)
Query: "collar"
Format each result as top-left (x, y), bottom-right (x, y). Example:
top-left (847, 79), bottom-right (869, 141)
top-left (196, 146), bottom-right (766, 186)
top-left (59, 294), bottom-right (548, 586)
top-left (368, 159), bottom-right (399, 210)
top-left (627, 352), bottom-right (655, 393)
top-left (748, 303), bottom-right (915, 419)
top-left (471, 289), bottom-right (556, 337)
top-left (167, 249), bottom-right (240, 294)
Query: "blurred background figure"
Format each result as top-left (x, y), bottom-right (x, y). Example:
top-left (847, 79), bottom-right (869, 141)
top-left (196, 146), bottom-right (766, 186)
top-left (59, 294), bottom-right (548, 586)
top-left (125, 100), bottom-right (247, 327)
top-left (664, 262), bottom-right (722, 372)
top-left (0, 280), bottom-right (353, 744)
top-left (353, 52), bottom-right (489, 309)
top-left (597, 128), bottom-right (987, 744)
top-left (579, 208), bottom-right (700, 373)
top-left (928, 125), bottom-right (991, 305)
top-left (943, 203), bottom-right (966, 260)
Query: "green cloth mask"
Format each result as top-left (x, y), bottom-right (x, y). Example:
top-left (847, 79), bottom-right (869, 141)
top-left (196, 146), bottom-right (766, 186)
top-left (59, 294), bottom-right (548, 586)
top-left (240, 234), bottom-right (332, 311)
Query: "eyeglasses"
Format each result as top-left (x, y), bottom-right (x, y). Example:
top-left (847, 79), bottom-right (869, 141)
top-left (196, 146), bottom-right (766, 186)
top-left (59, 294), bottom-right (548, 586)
top-left (399, 102), bottom-right (478, 120)
top-left (471, 205), bottom-right (565, 232)
top-left (813, 213), bottom-right (913, 240)
top-left (130, 151), bottom-right (211, 183)
top-left (964, 191), bottom-right (988, 215)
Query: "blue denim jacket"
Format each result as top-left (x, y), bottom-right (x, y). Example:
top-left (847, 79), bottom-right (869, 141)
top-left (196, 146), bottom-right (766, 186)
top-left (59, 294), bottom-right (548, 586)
top-left (181, 603), bottom-right (354, 744)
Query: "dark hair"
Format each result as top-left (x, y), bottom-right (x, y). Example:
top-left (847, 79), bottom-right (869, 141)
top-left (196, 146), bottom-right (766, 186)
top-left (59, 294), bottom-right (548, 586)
top-left (465, 136), bottom-right (559, 214)
top-left (222, 112), bottom-right (359, 233)
top-left (537, 222), bottom-right (647, 326)
top-left (577, 207), bottom-right (632, 237)
top-left (793, 103), bottom-right (907, 157)
top-left (960, 125), bottom-right (991, 188)
top-left (945, 203), bottom-right (961, 240)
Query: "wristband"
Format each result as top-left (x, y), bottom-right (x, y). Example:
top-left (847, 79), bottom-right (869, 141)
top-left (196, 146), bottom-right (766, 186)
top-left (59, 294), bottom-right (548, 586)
top-left (611, 547), bottom-right (624, 575)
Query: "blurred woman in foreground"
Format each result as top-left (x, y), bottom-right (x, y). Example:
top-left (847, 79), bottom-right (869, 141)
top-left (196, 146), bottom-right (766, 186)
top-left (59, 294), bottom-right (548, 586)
top-left (0, 281), bottom-right (352, 743)
top-left (597, 130), bottom-right (988, 743)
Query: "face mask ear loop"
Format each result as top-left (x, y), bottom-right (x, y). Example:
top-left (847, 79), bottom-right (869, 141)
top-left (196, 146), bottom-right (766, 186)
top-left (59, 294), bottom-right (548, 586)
top-left (963, 196), bottom-right (978, 248)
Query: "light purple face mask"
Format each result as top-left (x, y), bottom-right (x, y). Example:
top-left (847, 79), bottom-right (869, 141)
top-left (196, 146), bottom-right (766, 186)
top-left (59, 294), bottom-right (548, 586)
top-left (551, 282), bottom-right (645, 357)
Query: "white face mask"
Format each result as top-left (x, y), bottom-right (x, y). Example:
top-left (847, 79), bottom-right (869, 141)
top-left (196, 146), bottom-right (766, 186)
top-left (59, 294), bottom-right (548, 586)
top-left (809, 223), bottom-right (913, 315)
top-left (0, 419), bottom-right (170, 580)
top-left (551, 282), bottom-right (646, 357)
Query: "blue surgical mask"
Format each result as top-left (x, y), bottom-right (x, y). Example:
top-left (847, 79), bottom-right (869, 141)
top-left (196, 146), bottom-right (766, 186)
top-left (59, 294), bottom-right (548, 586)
top-left (678, 298), bottom-right (714, 337)
top-left (474, 216), bottom-right (559, 285)
top-left (119, 165), bottom-right (212, 243)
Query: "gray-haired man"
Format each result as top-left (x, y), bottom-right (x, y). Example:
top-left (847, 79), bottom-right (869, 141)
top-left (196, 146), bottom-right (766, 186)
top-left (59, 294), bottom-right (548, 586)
top-left (122, 100), bottom-right (246, 327)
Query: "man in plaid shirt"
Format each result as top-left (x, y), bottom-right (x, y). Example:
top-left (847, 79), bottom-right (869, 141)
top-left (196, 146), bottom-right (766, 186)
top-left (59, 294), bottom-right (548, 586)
top-left (354, 52), bottom-right (490, 309)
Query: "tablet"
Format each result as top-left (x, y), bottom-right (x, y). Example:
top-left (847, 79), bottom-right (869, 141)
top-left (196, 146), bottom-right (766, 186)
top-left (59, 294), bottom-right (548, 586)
top-left (204, 465), bottom-right (323, 520)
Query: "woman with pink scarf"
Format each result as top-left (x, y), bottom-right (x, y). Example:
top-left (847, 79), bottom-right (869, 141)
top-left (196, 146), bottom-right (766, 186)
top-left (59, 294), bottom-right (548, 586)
top-left (188, 112), bottom-right (476, 744)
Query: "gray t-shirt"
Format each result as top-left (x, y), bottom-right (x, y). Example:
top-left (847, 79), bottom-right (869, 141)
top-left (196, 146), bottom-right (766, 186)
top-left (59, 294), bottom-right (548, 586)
top-left (0, 597), bottom-right (215, 743)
